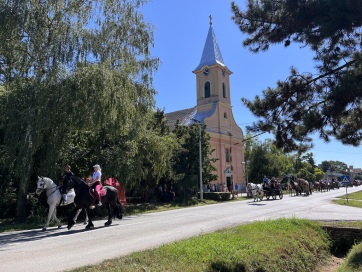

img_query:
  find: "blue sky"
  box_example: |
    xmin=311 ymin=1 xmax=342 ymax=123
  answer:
xmin=142 ymin=0 xmax=361 ymax=168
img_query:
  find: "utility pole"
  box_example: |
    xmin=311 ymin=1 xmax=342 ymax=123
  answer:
xmin=192 ymin=119 xmax=203 ymax=200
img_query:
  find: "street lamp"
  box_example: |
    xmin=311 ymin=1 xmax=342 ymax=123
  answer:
xmin=242 ymin=160 xmax=249 ymax=197
xmin=192 ymin=119 xmax=203 ymax=200
xmin=242 ymin=161 xmax=249 ymax=186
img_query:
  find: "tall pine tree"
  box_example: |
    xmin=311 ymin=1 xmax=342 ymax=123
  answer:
xmin=232 ymin=0 xmax=362 ymax=151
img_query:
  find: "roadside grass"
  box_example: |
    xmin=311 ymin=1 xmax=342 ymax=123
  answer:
xmin=0 ymin=216 xmax=45 ymax=232
xmin=337 ymin=242 xmax=362 ymax=272
xmin=319 ymin=220 xmax=362 ymax=228
xmin=338 ymin=190 xmax=362 ymax=200
xmin=330 ymin=189 xmax=362 ymax=271
xmin=71 ymin=218 xmax=331 ymax=272
xmin=333 ymin=190 xmax=362 ymax=208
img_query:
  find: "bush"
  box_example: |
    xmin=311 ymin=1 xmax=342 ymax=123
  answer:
xmin=201 ymin=192 xmax=231 ymax=201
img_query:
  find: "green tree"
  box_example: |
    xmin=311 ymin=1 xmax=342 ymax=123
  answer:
xmin=314 ymin=167 xmax=325 ymax=181
xmin=318 ymin=160 xmax=348 ymax=174
xmin=248 ymin=142 xmax=271 ymax=182
xmin=173 ymin=123 xmax=218 ymax=188
xmin=0 ymin=0 xmax=158 ymax=222
xmin=231 ymin=0 xmax=362 ymax=151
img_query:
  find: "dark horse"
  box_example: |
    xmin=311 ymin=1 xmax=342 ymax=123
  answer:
xmin=62 ymin=175 xmax=123 ymax=230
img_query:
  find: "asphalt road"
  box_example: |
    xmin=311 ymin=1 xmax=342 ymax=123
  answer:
xmin=1 ymin=186 xmax=362 ymax=272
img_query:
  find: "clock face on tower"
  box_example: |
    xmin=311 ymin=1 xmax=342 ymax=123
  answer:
xmin=203 ymin=68 xmax=210 ymax=76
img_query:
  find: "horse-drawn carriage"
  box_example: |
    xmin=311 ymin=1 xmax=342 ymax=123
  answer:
xmin=247 ymin=178 xmax=283 ymax=202
xmin=263 ymin=180 xmax=283 ymax=200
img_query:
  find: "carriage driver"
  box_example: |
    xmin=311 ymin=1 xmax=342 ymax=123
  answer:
xmin=61 ymin=165 xmax=74 ymax=204
xmin=262 ymin=176 xmax=270 ymax=190
xmin=88 ymin=164 xmax=103 ymax=206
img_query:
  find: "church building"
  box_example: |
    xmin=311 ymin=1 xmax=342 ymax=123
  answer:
xmin=166 ymin=18 xmax=245 ymax=191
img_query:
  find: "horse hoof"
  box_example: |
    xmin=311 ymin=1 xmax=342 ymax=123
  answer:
xmin=104 ymin=221 xmax=112 ymax=226
xmin=58 ymin=225 xmax=62 ymax=229
xmin=67 ymin=226 xmax=72 ymax=230
xmin=86 ymin=223 xmax=94 ymax=229
xmin=42 ymin=227 xmax=47 ymax=231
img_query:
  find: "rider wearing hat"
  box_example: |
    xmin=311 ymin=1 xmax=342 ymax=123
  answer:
xmin=88 ymin=164 xmax=103 ymax=206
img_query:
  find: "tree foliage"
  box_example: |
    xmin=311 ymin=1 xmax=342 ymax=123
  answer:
xmin=318 ymin=160 xmax=348 ymax=174
xmin=0 ymin=0 xmax=158 ymax=222
xmin=173 ymin=123 xmax=218 ymax=185
xmin=231 ymin=0 xmax=362 ymax=151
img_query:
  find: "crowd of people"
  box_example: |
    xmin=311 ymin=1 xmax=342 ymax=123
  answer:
xmin=155 ymin=184 xmax=175 ymax=202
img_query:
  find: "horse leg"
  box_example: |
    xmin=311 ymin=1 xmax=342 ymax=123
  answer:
xmin=85 ymin=207 xmax=94 ymax=229
xmin=105 ymin=205 xmax=112 ymax=226
xmin=83 ymin=209 xmax=89 ymax=224
xmin=73 ymin=208 xmax=82 ymax=223
xmin=67 ymin=206 xmax=82 ymax=230
xmin=42 ymin=203 xmax=56 ymax=231
xmin=51 ymin=207 xmax=62 ymax=229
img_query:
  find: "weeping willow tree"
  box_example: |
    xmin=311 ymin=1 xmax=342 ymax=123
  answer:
xmin=0 ymin=0 xmax=159 ymax=222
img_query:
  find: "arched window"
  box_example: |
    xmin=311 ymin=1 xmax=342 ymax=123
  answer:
xmin=204 ymin=82 xmax=211 ymax=98
xmin=222 ymin=83 xmax=226 ymax=98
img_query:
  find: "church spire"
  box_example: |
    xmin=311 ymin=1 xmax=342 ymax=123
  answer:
xmin=194 ymin=16 xmax=225 ymax=71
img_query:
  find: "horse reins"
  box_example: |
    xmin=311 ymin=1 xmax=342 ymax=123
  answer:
xmin=38 ymin=177 xmax=60 ymax=198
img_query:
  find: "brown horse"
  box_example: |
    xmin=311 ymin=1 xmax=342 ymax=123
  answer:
xmin=319 ymin=180 xmax=330 ymax=192
xmin=288 ymin=180 xmax=302 ymax=196
xmin=296 ymin=178 xmax=311 ymax=196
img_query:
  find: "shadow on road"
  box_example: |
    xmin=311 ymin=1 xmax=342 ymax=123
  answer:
xmin=0 ymin=222 xmax=121 ymax=248
xmin=248 ymin=202 xmax=266 ymax=206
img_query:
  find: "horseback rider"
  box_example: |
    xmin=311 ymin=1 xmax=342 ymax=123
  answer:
xmin=262 ymin=176 xmax=269 ymax=190
xmin=88 ymin=164 xmax=103 ymax=206
xmin=61 ymin=164 xmax=73 ymax=204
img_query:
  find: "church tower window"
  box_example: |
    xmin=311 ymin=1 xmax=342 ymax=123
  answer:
xmin=222 ymin=82 xmax=226 ymax=98
xmin=204 ymin=81 xmax=211 ymax=98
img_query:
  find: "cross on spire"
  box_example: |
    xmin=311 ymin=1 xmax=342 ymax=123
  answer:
xmin=209 ymin=15 xmax=212 ymax=26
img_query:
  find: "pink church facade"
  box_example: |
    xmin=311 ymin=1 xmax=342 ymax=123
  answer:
xmin=166 ymin=20 xmax=246 ymax=191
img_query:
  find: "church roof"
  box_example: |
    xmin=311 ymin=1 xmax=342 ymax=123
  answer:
xmin=166 ymin=107 xmax=197 ymax=130
xmin=194 ymin=25 xmax=225 ymax=71
xmin=165 ymin=102 xmax=218 ymax=130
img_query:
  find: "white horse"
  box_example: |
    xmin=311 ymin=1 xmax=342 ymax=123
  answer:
xmin=247 ymin=183 xmax=264 ymax=202
xmin=35 ymin=176 xmax=88 ymax=231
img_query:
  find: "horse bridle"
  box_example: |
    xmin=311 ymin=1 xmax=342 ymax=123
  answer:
xmin=37 ymin=177 xmax=59 ymax=197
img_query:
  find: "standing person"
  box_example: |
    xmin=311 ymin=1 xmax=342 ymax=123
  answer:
xmin=88 ymin=164 xmax=103 ymax=206
xmin=61 ymin=165 xmax=73 ymax=204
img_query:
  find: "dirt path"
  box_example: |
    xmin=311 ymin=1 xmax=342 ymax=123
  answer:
xmin=319 ymin=256 xmax=344 ymax=272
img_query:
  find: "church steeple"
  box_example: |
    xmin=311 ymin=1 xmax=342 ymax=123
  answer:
xmin=193 ymin=17 xmax=232 ymax=107
xmin=193 ymin=19 xmax=225 ymax=71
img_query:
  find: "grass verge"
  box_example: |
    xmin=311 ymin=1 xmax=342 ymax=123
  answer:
xmin=70 ymin=218 xmax=331 ymax=272
xmin=333 ymin=190 xmax=362 ymax=208
xmin=337 ymin=242 xmax=362 ymax=272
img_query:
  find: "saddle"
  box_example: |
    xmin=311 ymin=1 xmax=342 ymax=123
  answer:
xmin=89 ymin=187 xmax=106 ymax=199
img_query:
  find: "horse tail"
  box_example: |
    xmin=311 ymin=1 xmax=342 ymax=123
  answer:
xmin=112 ymin=194 xmax=124 ymax=219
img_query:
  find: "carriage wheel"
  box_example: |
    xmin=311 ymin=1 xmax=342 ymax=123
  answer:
xmin=272 ymin=191 xmax=277 ymax=200
xmin=279 ymin=191 xmax=283 ymax=199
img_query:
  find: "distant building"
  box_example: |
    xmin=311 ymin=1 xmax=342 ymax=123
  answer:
xmin=166 ymin=19 xmax=245 ymax=191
